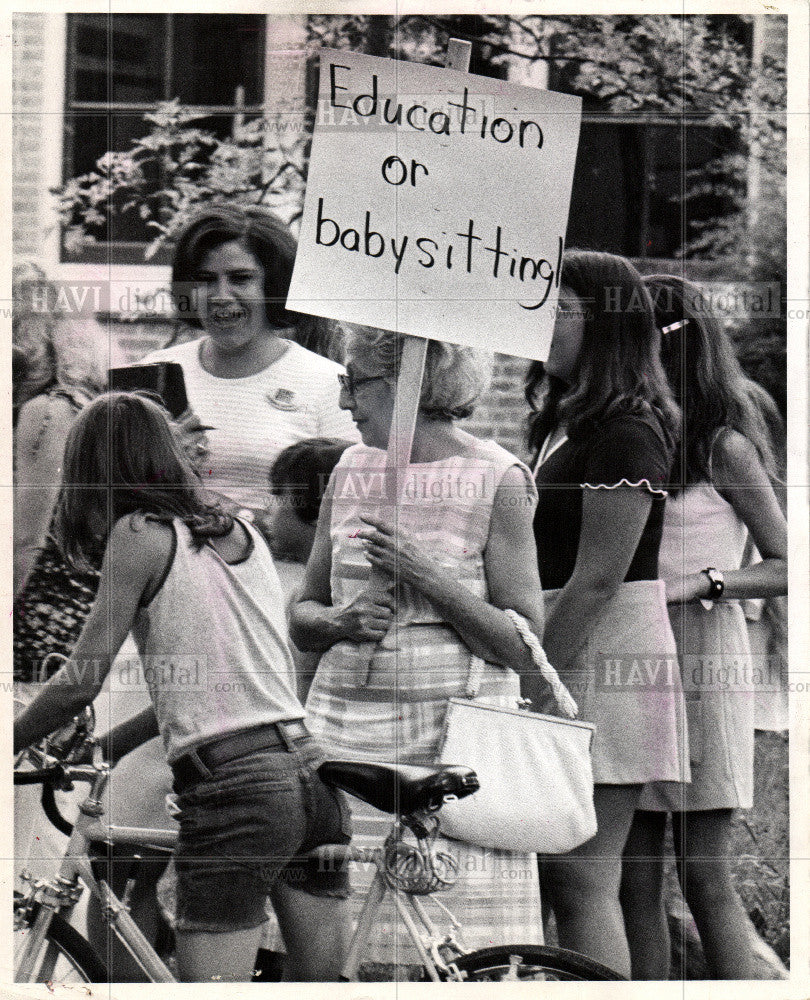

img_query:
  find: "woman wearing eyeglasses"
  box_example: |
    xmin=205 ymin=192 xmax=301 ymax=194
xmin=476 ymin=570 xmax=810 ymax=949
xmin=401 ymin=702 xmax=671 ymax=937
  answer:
xmin=290 ymin=326 xmax=547 ymax=969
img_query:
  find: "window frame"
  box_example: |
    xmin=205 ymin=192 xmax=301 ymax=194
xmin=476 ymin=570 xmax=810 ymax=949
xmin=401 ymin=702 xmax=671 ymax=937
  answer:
xmin=61 ymin=12 xmax=267 ymax=265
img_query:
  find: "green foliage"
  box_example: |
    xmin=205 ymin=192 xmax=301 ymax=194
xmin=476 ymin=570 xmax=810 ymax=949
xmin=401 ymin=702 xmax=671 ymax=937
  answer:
xmin=56 ymin=98 xmax=309 ymax=260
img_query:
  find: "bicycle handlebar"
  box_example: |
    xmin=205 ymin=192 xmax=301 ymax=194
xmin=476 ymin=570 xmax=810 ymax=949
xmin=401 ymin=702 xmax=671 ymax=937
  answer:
xmin=14 ymin=770 xmax=57 ymax=785
xmin=14 ymin=764 xmax=100 ymax=786
xmin=15 ymin=762 xmax=102 ymax=837
xmin=42 ymin=782 xmax=75 ymax=836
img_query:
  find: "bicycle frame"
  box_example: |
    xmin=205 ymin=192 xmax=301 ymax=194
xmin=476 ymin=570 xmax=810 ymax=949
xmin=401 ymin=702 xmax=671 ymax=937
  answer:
xmin=16 ymin=767 xmax=177 ymax=984
xmin=16 ymin=766 xmax=469 ymax=984
xmin=312 ymin=826 xmax=468 ymax=982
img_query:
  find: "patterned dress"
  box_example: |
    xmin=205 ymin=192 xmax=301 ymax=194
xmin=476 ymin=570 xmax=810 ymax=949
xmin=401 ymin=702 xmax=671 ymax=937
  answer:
xmin=13 ymin=389 xmax=101 ymax=681
xmin=305 ymin=440 xmax=544 ymax=964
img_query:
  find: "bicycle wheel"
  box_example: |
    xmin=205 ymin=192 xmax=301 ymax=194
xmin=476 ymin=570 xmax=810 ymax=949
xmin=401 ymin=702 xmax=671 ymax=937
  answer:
xmin=450 ymin=944 xmax=625 ymax=981
xmin=15 ymin=902 xmax=109 ymax=983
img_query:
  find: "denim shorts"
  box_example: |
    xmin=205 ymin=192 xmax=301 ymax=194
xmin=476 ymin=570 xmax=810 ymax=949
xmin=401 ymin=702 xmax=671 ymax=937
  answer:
xmin=172 ymin=736 xmax=352 ymax=933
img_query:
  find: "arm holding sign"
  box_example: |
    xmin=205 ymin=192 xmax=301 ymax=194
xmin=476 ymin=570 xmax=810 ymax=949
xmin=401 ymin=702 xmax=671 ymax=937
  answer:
xmin=289 ymin=488 xmax=397 ymax=653
xmin=356 ymin=465 xmax=545 ymax=676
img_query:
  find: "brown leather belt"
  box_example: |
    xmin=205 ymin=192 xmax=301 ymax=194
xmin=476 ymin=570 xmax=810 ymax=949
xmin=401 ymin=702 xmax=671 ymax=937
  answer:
xmin=172 ymin=719 xmax=310 ymax=792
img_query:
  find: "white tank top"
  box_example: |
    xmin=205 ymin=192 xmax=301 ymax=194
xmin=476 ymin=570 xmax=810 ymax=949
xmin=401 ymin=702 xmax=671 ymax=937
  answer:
xmin=133 ymin=518 xmax=303 ymax=763
xmin=658 ymin=481 xmax=748 ymax=580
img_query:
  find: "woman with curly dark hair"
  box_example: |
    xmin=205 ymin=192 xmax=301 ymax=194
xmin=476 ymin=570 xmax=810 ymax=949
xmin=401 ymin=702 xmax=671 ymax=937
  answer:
xmin=143 ymin=204 xmax=357 ymax=523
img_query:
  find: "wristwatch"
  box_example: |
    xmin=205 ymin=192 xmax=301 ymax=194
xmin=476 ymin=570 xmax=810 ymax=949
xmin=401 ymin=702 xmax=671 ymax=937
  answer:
xmin=700 ymin=567 xmax=725 ymax=608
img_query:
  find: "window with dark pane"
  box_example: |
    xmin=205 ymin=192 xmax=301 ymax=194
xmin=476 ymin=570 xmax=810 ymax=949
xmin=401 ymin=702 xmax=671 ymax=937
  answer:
xmin=565 ymin=118 xmax=741 ymax=260
xmin=172 ymin=14 xmax=264 ymax=106
xmin=63 ymin=13 xmax=265 ymax=263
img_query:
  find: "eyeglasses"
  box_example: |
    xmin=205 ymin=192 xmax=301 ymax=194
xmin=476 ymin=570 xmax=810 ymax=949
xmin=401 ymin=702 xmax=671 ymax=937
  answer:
xmin=337 ymin=371 xmax=388 ymax=397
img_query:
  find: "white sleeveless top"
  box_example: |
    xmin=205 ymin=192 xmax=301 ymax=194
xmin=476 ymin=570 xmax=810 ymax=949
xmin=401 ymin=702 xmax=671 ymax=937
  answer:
xmin=133 ymin=518 xmax=303 ymax=763
xmin=658 ymin=481 xmax=748 ymax=580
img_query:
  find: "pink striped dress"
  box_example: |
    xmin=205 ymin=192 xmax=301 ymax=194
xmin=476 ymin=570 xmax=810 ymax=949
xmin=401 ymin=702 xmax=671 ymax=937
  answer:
xmin=305 ymin=440 xmax=543 ymax=963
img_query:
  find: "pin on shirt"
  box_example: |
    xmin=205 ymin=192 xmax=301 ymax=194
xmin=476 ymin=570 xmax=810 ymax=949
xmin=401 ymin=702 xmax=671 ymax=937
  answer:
xmin=267 ymin=388 xmax=299 ymax=411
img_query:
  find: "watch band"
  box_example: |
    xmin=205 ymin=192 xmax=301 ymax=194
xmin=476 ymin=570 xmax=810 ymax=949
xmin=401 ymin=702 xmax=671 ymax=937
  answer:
xmin=700 ymin=567 xmax=725 ymax=600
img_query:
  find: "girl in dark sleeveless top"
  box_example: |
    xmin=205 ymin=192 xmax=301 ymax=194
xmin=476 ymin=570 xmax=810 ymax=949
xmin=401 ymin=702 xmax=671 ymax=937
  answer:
xmin=527 ymin=251 xmax=686 ymax=977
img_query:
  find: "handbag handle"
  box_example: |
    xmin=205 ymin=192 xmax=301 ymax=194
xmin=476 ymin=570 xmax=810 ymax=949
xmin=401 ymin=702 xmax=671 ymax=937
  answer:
xmin=462 ymin=611 xmax=579 ymax=720
xmin=505 ymin=610 xmax=579 ymax=719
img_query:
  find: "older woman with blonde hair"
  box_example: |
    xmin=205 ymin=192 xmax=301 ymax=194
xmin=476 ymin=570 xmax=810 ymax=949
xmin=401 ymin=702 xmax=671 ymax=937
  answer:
xmin=290 ymin=326 xmax=547 ymax=968
xmin=13 ymin=259 xmax=114 ymax=679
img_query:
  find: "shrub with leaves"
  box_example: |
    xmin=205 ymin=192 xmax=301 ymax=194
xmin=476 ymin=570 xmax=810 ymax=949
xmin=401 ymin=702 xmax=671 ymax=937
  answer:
xmin=55 ymin=98 xmax=310 ymax=260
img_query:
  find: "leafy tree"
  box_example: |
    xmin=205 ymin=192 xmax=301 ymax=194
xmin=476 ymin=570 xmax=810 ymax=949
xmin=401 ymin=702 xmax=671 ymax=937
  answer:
xmin=56 ymin=99 xmax=309 ymax=260
xmin=53 ymin=14 xmax=785 ymax=408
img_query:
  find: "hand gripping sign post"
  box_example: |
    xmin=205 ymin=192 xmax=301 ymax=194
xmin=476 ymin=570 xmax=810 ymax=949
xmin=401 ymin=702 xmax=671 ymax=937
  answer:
xmin=287 ymin=40 xmax=581 ymax=669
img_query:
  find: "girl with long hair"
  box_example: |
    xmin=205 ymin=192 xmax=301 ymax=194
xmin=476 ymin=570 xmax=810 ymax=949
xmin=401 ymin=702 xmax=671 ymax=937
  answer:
xmin=14 ymin=392 xmax=351 ymax=983
xmin=619 ymin=274 xmax=787 ymax=980
xmin=526 ymin=251 xmax=688 ymax=976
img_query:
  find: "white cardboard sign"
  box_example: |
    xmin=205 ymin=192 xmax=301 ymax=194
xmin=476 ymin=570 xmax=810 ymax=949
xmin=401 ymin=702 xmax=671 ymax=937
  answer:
xmin=287 ymin=49 xmax=582 ymax=362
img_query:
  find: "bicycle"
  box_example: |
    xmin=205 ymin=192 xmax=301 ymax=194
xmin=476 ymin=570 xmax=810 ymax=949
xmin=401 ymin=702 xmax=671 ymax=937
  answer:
xmin=14 ymin=713 xmax=624 ymax=983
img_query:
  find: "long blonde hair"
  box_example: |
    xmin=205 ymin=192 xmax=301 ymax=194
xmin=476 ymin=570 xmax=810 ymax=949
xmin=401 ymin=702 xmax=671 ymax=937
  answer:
xmin=12 ymin=259 xmax=111 ymax=413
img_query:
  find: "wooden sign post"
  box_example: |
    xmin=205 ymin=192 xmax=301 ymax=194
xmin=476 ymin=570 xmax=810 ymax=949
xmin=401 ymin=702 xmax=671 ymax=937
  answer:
xmin=363 ymin=41 xmax=473 ymax=619
xmin=383 ymin=39 xmax=471 ymax=519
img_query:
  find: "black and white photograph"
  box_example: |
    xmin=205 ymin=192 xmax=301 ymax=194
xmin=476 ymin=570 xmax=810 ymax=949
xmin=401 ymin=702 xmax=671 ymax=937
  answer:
xmin=5 ymin=4 xmax=808 ymax=990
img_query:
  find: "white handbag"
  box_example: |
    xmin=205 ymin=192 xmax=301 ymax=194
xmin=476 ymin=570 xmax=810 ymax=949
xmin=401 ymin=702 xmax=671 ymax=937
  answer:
xmin=438 ymin=610 xmax=597 ymax=855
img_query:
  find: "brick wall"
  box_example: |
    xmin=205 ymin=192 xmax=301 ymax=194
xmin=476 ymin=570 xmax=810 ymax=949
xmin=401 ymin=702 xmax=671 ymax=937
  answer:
xmin=12 ymin=13 xmax=48 ymax=259
xmin=464 ymin=353 xmax=532 ymax=463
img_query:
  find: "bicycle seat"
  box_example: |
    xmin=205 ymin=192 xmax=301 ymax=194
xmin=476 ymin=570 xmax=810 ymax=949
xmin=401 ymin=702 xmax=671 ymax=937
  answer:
xmin=318 ymin=760 xmax=479 ymax=815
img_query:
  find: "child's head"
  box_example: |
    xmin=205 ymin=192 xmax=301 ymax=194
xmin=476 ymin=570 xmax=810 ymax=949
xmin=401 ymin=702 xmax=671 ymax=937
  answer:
xmin=267 ymin=438 xmax=352 ymax=562
xmin=56 ymin=391 xmax=226 ymax=566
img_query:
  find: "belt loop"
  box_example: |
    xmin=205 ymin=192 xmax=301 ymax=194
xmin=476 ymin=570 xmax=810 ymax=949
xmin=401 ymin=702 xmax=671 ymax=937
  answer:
xmin=276 ymin=720 xmax=297 ymax=752
xmin=186 ymin=747 xmax=214 ymax=780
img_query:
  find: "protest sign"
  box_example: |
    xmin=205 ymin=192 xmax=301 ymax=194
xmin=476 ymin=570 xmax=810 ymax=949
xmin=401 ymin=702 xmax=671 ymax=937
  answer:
xmin=287 ymin=48 xmax=582 ymax=361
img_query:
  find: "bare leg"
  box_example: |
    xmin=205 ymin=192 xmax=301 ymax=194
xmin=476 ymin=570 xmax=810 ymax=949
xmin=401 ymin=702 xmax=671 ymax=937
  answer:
xmin=673 ymin=809 xmax=760 ymax=979
xmin=542 ymin=784 xmax=642 ymax=978
xmin=270 ymin=881 xmax=350 ymax=981
xmin=175 ymin=924 xmax=265 ymax=982
xmin=619 ymin=809 xmax=670 ymax=980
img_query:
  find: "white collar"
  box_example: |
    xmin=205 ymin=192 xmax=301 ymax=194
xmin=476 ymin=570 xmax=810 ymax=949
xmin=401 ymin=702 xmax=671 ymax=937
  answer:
xmin=533 ymin=430 xmax=569 ymax=476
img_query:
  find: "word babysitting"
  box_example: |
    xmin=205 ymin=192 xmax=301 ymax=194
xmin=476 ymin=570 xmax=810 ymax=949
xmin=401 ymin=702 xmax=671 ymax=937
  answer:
xmin=316 ymin=198 xmax=563 ymax=310
xmin=330 ymin=64 xmax=544 ymax=151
